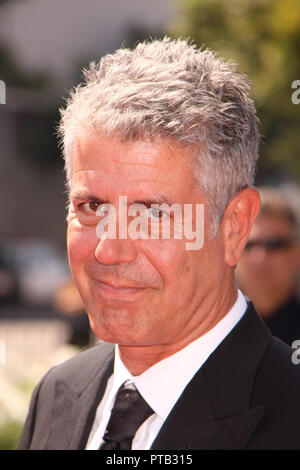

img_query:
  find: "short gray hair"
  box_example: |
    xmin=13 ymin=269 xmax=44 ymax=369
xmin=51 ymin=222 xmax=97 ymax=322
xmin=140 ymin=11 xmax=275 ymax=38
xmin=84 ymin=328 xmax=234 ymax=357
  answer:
xmin=58 ymin=37 xmax=259 ymax=236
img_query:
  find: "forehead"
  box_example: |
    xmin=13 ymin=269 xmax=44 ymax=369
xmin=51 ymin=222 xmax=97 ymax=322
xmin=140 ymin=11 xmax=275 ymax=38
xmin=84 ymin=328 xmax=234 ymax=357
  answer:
xmin=250 ymin=214 xmax=296 ymax=238
xmin=71 ymin=132 xmax=200 ymax=202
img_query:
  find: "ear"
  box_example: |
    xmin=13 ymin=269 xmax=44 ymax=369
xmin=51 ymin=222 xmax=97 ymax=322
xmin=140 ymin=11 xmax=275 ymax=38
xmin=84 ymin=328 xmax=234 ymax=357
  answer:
xmin=221 ymin=188 xmax=261 ymax=268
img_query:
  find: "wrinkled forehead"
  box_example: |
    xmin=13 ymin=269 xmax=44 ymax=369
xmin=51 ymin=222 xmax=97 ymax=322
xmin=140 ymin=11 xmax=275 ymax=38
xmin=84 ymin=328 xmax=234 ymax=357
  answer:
xmin=70 ymin=131 xmax=201 ymax=198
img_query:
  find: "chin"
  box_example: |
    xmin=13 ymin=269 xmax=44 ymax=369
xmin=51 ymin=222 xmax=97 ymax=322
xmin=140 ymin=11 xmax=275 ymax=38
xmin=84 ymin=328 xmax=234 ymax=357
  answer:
xmin=87 ymin=309 xmax=149 ymax=346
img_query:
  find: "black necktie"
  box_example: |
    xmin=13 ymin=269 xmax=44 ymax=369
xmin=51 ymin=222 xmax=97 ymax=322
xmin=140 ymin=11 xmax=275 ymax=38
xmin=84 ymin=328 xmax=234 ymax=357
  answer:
xmin=99 ymin=382 xmax=154 ymax=450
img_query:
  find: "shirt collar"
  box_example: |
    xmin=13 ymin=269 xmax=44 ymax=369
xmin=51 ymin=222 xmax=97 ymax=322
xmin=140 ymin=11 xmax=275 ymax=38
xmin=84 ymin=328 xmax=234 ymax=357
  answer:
xmin=113 ymin=290 xmax=247 ymax=420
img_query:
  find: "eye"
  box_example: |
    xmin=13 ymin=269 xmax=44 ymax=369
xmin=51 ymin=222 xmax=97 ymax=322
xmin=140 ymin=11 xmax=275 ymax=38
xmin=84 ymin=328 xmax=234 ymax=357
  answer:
xmin=80 ymin=202 xmax=100 ymax=213
xmin=145 ymin=207 xmax=169 ymax=220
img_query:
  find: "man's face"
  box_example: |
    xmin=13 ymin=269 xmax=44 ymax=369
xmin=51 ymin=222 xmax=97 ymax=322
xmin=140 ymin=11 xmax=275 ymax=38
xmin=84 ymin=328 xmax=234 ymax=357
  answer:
xmin=236 ymin=214 xmax=300 ymax=296
xmin=67 ymin=133 xmax=226 ymax=347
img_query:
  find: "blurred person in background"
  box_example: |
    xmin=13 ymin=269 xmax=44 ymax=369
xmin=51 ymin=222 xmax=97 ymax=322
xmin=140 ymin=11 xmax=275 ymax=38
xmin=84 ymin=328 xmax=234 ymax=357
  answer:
xmin=54 ymin=278 xmax=92 ymax=347
xmin=236 ymin=187 xmax=300 ymax=345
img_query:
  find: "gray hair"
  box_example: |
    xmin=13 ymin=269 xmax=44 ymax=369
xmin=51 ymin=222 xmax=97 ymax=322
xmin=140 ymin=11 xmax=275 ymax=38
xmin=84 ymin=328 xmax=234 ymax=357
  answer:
xmin=58 ymin=37 xmax=259 ymax=236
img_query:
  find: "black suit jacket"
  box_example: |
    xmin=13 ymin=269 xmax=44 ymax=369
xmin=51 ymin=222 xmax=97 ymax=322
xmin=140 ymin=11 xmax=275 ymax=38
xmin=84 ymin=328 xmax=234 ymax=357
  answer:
xmin=18 ymin=304 xmax=300 ymax=450
xmin=265 ymin=296 xmax=300 ymax=346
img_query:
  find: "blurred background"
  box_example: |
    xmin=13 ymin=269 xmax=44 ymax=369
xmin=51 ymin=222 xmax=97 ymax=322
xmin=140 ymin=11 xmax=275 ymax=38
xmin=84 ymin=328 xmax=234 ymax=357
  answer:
xmin=0 ymin=0 xmax=299 ymax=449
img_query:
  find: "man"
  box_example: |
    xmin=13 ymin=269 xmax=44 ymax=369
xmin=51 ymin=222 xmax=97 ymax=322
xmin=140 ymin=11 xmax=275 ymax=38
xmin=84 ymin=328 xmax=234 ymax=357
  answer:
xmin=236 ymin=187 xmax=300 ymax=346
xmin=19 ymin=37 xmax=300 ymax=450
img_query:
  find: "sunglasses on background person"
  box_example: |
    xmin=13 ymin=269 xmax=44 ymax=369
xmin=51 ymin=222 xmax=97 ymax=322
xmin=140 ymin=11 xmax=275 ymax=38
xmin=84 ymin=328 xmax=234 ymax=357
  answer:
xmin=244 ymin=238 xmax=296 ymax=252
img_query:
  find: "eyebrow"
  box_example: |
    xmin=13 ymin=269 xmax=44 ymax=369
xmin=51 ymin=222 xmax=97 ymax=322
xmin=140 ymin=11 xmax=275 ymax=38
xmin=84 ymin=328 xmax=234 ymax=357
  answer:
xmin=69 ymin=193 xmax=174 ymax=207
xmin=69 ymin=192 xmax=107 ymax=203
xmin=134 ymin=197 xmax=175 ymax=207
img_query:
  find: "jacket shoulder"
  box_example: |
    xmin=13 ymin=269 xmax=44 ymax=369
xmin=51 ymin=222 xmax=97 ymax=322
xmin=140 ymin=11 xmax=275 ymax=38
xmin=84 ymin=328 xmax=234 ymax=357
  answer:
xmin=248 ymin=336 xmax=300 ymax=449
xmin=44 ymin=341 xmax=114 ymax=389
xmin=18 ymin=342 xmax=114 ymax=449
xmin=255 ymin=335 xmax=300 ymax=391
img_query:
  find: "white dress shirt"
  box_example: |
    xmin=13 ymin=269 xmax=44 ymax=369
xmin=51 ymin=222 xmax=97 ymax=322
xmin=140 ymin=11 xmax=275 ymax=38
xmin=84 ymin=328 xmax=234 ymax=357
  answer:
xmin=86 ymin=290 xmax=247 ymax=450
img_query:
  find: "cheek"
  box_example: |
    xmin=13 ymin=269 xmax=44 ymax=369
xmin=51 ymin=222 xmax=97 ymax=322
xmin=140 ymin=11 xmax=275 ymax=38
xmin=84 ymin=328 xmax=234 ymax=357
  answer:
xmin=278 ymin=251 xmax=300 ymax=277
xmin=67 ymin=222 xmax=96 ymax=274
xmin=143 ymin=239 xmax=201 ymax=292
xmin=268 ymin=253 xmax=293 ymax=271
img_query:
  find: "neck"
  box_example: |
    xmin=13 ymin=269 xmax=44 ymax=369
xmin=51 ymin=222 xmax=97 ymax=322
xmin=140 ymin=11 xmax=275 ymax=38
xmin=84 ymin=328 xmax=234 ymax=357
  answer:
xmin=118 ymin=287 xmax=238 ymax=376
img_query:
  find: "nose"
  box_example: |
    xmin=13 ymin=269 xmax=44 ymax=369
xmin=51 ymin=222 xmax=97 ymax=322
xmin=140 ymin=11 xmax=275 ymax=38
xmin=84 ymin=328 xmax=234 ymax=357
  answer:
xmin=247 ymin=246 xmax=268 ymax=264
xmin=94 ymin=233 xmax=138 ymax=266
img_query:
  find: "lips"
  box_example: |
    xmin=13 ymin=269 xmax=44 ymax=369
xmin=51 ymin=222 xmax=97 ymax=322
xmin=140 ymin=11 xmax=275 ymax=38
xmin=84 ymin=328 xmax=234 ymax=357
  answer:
xmin=92 ymin=278 xmax=147 ymax=300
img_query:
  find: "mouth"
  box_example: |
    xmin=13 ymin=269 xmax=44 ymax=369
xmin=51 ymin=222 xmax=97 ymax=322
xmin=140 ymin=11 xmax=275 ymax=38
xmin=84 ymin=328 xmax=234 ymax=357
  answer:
xmin=92 ymin=278 xmax=147 ymax=300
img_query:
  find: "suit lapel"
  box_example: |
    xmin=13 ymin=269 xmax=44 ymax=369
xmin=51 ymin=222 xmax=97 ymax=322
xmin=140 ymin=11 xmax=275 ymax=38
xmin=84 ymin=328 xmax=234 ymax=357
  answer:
xmin=45 ymin=305 xmax=271 ymax=450
xmin=151 ymin=369 xmax=264 ymax=450
xmin=152 ymin=304 xmax=271 ymax=450
xmin=46 ymin=344 xmax=114 ymax=450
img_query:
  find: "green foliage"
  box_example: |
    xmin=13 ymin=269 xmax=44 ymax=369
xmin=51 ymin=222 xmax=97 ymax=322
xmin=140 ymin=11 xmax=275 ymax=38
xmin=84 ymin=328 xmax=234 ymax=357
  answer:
xmin=0 ymin=420 xmax=23 ymax=450
xmin=169 ymin=0 xmax=300 ymax=182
